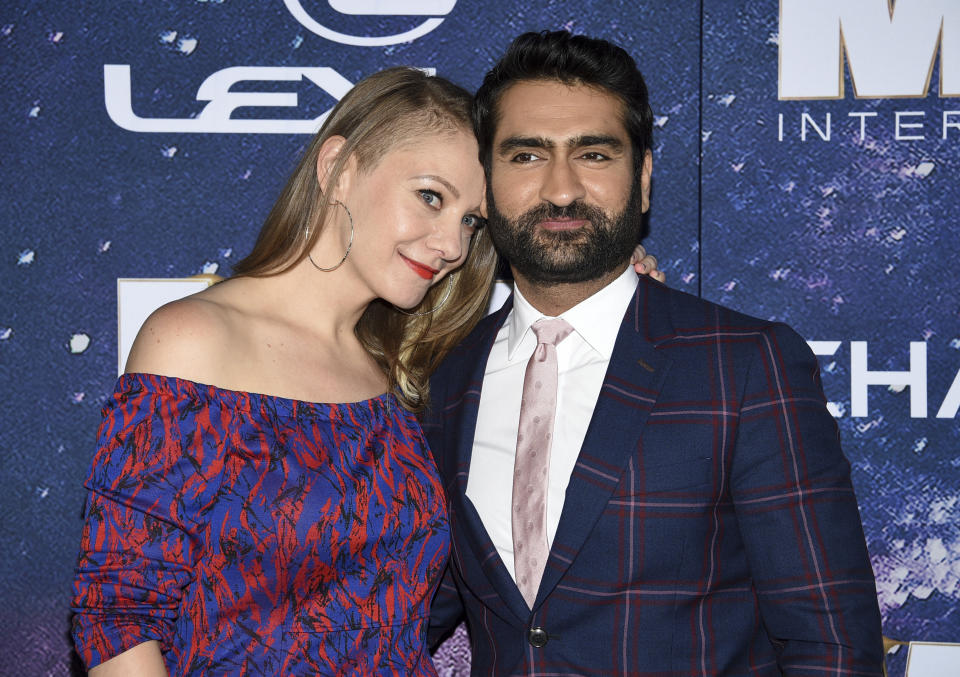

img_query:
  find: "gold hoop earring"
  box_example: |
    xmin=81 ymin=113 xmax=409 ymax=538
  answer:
xmin=396 ymin=275 xmax=455 ymax=317
xmin=308 ymin=200 xmax=354 ymax=272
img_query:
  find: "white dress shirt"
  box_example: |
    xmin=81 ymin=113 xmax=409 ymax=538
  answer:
xmin=466 ymin=266 xmax=639 ymax=581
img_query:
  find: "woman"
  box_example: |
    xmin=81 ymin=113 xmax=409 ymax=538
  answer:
xmin=72 ymin=67 xmax=661 ymax=675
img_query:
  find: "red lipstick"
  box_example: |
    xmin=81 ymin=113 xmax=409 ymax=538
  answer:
xmin=400 ymin=254 xmax=439 ymax=280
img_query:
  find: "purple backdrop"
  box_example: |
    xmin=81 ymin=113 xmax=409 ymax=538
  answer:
xmin=1 ymin=1 xmax=956 ymax=674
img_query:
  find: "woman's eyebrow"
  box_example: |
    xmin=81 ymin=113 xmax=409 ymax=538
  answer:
xmin=412 ymin=174 xmax=459 ymax=199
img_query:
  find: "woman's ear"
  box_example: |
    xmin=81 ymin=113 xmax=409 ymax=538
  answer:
xmin=315 ymin=135 xmax=351 ymax=197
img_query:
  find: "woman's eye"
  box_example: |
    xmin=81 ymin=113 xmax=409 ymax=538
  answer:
xmin=462 ymin=214 xmax=485 ymax=230
xmin=419 ymin=190 xmax=442 ymax=208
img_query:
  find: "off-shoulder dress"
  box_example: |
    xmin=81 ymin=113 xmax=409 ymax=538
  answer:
xmin=71 ymin=373 xmax=450 ymax=676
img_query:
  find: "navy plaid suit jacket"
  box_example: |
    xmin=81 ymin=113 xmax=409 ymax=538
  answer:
xmin=424 ymin=276 xmax=883 ymax=676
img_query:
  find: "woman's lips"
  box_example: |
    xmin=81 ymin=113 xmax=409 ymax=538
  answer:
xmin=400 ymin=253 xmax=439 ymax=280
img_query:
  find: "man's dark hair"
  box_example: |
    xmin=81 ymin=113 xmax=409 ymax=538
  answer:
xmin=473 ymin=30 xmax=654 ymax=173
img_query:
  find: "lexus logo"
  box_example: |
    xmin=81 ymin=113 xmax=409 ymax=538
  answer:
xmin=283 ymin=0 xmax=457 ymax=46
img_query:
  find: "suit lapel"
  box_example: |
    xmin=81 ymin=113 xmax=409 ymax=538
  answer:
xmin=443 ymin=298 xmax=532 ymax=622
xmin=536 ymin=283 xmax=672 ymax=605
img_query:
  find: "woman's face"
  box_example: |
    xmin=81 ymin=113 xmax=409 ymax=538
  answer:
xmin=336 ymin=127 xmax=486 ymax=309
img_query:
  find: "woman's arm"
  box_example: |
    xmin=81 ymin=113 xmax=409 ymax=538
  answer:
xmin=89 ymin=641 xmax=167 ymax=677
xmin=72 ymin=377 xmax=199 ymax=670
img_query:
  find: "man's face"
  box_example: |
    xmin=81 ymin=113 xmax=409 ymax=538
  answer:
xmin=487 ymin=80 xmax=651 ymax=285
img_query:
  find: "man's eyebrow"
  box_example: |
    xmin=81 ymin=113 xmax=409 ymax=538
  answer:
xmin=497 ymin=136 xmax=554 ymax=154
xmin=497 ymin=134 xmax=625 ymax=154
xmin=571 ymin=134 xmax=625 ymax=151
xmin=413 ymin=174 xmax=459 ymax=199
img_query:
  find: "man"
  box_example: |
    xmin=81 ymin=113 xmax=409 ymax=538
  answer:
xmin=425 ymin=31 xmax=883 ymax=676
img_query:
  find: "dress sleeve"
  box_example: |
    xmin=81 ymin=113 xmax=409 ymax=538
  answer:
xmin=71 ymin=376 xmax=217 ymax=669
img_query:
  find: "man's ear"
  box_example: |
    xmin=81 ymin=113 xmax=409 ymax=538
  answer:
xmin=640 ymin=149 xmax=653 ymax=213
xmin=315 ymin=135 xmax=351 ymax=198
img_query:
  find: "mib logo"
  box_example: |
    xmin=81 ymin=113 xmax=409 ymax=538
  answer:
xmin=284 ymin=0 xmax=456 ymax=46
xmin=779 ymin=0 xmax=959 ymax=99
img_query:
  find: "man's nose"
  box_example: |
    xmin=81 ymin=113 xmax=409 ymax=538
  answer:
xmin=539 ymin=159 xmax=586 ymax=207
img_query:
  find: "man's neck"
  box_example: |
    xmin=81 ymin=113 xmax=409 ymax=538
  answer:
xmin=512 ymin=262 xmax=630 ymax=317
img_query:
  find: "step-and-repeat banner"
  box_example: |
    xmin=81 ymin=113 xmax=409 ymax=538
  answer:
xmin=2 ymin=1 xmax=956 ymax=674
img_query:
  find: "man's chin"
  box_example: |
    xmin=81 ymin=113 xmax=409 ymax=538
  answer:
xmin=515 ymin=257 xmax=609 ymax=284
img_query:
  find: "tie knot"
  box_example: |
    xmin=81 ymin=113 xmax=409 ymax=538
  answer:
xmin=531 ymin=318 xmax=573 ymax=347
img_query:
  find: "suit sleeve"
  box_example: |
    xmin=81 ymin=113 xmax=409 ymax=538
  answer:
xmin=428 ymin=563 xmax=466 ymax=650
xmin=421 ymin=368 xmax=468 ymax=650
xmin=731 ymin=323 xmax=884 ymax=675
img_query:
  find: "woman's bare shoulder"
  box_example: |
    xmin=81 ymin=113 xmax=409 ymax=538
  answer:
xmin=124 ymin=287 xmax=238 ymax=381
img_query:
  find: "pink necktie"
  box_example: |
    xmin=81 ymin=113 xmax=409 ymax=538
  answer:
xmin=512 ymin=317 xmax=574 ymax=608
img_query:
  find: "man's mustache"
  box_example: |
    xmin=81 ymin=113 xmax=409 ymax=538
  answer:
xmin=515 ymin=201 xmax=606 ymax=227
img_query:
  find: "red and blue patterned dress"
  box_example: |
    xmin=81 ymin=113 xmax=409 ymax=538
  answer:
xmin=71 ymin=373 xmax=450 ymax=675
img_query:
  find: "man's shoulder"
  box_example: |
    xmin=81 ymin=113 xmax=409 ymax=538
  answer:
xmin=450 ymin=298 xmax=510 ymax=355
xmin=637 ymin=277 xmax=810 ymax=355
xmin=431 ymin=297 xmax=509 ymax=387
xmin=640 ymin=277 xmax=777 ymax=336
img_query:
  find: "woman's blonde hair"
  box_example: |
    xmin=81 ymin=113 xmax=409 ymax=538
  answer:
xmin=233 ymin=67 xmax=497 ymax=411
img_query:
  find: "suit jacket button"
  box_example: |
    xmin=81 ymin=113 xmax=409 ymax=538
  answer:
xmin=528 ymin=627 xmax=548 ymax=648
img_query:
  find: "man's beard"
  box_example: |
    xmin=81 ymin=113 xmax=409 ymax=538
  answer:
xmin=487 ymin=183 xmax=644 ymax=285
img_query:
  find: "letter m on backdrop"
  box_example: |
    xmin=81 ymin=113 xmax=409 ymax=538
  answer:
xmin=779 ymin=0 xmax=959 ymax=99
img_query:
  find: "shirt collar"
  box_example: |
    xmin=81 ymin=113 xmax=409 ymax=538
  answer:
xmin=507 ymin=265 xmax=639 ymax=360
